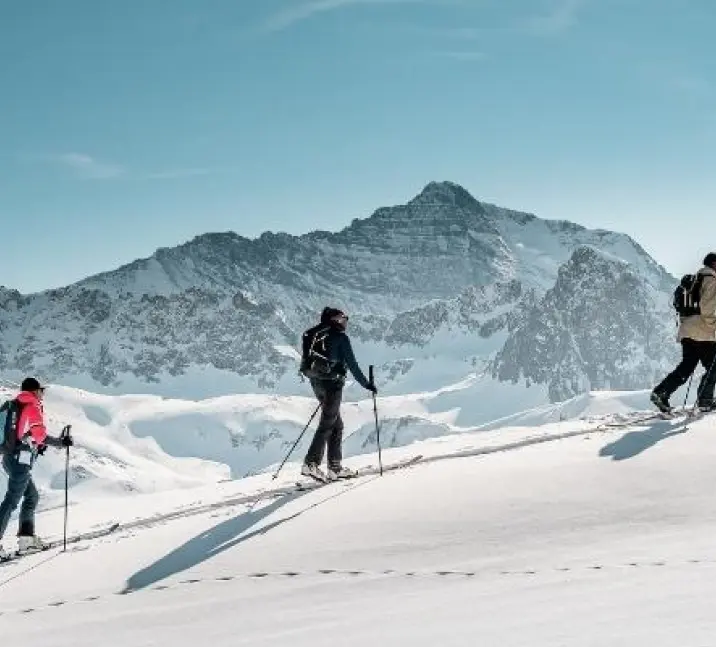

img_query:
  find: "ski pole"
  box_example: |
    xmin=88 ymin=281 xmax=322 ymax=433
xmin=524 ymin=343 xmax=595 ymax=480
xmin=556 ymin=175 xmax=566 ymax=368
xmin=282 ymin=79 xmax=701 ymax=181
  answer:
xmin=272 ymin=403 xmax=321 ymax=481
xmin=63 ymin=436 xmax=70 ymax=553
xmin=369 ymin=365 xmax=383 ymax=476
xmin=683 ymin=373 xmax=694 ymax=409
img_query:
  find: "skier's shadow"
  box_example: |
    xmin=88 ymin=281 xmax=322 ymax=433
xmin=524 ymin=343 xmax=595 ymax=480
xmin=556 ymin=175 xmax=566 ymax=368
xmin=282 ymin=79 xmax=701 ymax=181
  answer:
xmin=122 ymin=490 xmax=308 ymax=593
xmin=123 ymin=476 xmax=378 ymax=593
xmin=599 ymin=418 xmax=689 ymax=461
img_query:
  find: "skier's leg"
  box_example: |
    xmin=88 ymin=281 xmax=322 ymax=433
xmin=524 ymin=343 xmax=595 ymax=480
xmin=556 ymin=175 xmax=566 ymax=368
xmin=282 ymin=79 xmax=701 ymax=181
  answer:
xmin=304 ymin=381 xmax=340 ymax=467
xmin=696 ymin=342 xmax=716 ymax=406
xmin=0 ymin=455 xmax=32 ymax=541
xmin=653 ymin=339 xmax=700 ymax=403
xmin=18 ymin=475 xmax=39 ymax=538
xmin=326 ymin=396 xmax=345 ymax=472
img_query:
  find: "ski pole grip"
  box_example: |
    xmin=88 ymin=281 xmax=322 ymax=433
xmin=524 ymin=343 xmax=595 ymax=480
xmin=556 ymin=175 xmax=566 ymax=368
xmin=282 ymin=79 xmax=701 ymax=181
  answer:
xmin=369 ymin=365 xmax=374 ymax=384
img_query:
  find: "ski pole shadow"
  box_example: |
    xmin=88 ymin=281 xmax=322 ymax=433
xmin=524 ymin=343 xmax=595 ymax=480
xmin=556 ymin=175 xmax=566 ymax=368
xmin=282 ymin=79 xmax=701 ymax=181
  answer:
xmin=123 ymin=475 xmax=379 ymax=593
xmin=599 ymin=418 xmax=689 ymax=461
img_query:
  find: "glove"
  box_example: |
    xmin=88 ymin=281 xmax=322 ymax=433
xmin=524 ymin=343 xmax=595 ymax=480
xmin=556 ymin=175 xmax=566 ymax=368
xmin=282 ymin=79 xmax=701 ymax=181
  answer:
xmin=367 ymin=382 xmax=378 ymax=394
xmin=37 ymin=444 xmax=47 ymax=456
xmin=60 ymin=425 xmax=74 ymax=447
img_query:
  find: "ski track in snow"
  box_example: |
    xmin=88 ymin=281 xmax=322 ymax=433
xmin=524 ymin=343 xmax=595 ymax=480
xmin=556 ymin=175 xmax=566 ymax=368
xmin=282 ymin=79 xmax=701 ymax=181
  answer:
xmin=5 ymin=556 xmax=716 ymax=619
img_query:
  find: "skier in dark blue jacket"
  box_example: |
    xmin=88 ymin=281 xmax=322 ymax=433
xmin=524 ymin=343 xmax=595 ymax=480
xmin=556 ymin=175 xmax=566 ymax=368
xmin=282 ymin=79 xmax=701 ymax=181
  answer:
xmin=300 ymin=307 xmax=376 ymax=482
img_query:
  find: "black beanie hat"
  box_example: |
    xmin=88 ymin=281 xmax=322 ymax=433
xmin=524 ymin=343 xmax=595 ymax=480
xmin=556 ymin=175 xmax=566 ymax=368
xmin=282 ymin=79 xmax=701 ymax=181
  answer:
xmin=21 ymin=377 xmax=44 ymax=392
xmin=704 ymin=253 xmax=716 ymax=268
xmin=320 ymin=307 xmax=345 ymax=324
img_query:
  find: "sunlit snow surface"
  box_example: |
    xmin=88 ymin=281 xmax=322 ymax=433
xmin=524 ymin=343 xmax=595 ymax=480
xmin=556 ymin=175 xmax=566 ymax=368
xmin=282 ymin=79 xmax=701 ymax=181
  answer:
xmin=1 ymin=386 xmax=712 ymax=646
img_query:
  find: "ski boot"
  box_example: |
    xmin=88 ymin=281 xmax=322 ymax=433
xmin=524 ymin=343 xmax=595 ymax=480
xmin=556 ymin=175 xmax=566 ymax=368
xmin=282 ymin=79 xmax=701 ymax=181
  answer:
xmin=327 ymin=465 xmax=358 ymax=481
xmin=301 ymin=463 xmax=329 ymax=483
xmin=17 ymin=534 xmax=47 ymax=555
xmin=650 ymin=391 xmax=673 ymax=415
xmin=697 ymin=400 xmax=716 ymax=413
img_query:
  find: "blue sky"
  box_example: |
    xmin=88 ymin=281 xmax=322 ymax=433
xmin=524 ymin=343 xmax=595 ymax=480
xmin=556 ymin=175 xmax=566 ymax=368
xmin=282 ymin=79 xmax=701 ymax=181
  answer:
xmin=1 ymin=0 xmax=715 ymax=293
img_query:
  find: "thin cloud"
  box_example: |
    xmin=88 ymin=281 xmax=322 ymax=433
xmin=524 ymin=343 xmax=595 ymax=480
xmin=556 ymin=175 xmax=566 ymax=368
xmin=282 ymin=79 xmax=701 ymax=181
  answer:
xmin=525 ymin=0 xmax=587 ymax=36
xmin=146 ymin=168 xmax=214 ymax=180
xmin=264 ymin=0 xmax=451 ymax=33
xmin=396 ymin=24 xmax=492 ymax=40
xmin=53 ymin=153 xmax=125 ymax=180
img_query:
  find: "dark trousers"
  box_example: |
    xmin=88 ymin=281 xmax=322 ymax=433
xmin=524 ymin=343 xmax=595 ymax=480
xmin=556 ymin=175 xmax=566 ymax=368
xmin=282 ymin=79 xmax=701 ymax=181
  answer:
xmin=0 ymin=453 xmax=39 ymax=540
xmin=654 ymin=339 xmax=716 ymax=404
xmin=304 ymin=380 xmax=344 ymax=469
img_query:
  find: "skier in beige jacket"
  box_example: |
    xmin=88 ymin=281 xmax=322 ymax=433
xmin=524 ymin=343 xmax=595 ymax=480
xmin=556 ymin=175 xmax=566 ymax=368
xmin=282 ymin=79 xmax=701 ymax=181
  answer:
xmin=651 ymin=253 xmax=716 ymax=414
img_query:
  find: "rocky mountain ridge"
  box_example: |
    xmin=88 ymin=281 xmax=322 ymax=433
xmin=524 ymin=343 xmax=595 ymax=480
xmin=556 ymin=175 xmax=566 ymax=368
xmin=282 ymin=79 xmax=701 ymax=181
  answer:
xmin=0 ymin=181 xmax=678 ymax=402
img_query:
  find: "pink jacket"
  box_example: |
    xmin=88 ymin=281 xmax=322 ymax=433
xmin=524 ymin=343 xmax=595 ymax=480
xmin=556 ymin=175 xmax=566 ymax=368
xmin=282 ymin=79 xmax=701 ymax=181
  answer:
xmin=15 ymin=391 xmax=48 ymax=446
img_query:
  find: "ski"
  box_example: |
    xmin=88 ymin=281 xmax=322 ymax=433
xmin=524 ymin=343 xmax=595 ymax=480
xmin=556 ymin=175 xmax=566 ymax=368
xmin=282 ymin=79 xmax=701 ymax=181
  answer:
xmin=295 ymin=455 xmax=423 ymax=491
xmin=49 ymin=521 xmax=121 ymax=549
xmin=655 ymin=407 xmax=714 ymax=422
xmin=0 ymin=521 xmax=120 ymax=567
xmin=0 ymin=544 xmax=53 ymax=566
xmin=599 ymin=406 xmax=713 ymax=430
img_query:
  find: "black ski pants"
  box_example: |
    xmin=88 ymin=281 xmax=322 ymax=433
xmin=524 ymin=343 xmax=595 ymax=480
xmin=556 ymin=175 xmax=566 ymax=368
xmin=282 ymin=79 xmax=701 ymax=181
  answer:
xmin=304 ymin=379 xmax=344 ymax=469
xmin=654 ymin=338 xmax=716 ymax=404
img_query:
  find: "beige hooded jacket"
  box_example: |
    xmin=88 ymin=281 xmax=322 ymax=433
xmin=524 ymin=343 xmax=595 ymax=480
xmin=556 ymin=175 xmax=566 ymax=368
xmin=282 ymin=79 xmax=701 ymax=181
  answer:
xmin=678 ymin=267 xmax=716 ymax=342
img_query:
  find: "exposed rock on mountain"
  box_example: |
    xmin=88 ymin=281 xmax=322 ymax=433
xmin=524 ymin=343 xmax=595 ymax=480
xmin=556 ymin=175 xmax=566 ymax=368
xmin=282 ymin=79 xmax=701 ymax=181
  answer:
xmin=0 ymin=182 xmax=676 ymax=402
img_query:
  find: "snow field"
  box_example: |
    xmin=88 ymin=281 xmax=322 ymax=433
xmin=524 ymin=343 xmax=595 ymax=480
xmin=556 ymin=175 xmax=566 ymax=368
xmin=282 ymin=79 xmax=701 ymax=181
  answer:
xmin=1 ymin=399 xmax=715 ymax=645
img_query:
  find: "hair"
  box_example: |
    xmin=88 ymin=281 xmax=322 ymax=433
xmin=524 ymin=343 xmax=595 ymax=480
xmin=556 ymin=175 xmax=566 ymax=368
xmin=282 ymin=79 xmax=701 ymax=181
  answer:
xmin=320 ymin=307 xmax=345 ymax=324
xmin=704 ymin=253 xmax=716 ymax=268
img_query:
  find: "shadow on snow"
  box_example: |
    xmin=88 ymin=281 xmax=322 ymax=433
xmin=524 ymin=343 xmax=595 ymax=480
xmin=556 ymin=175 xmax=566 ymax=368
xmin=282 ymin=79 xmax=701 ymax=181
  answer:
xmin=599 ymin=417 xmax=689 ymax=461
xmin=123 ymin=476 xmax=378 ymax=593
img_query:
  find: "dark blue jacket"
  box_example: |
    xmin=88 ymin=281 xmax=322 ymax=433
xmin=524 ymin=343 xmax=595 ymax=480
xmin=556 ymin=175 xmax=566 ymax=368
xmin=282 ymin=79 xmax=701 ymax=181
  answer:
xmin=307 ymin=326 xmax=371 ymax=389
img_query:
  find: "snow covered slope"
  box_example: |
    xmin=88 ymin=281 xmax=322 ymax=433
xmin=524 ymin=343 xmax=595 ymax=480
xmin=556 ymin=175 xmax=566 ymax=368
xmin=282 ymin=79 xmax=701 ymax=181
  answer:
xmin=0 ymin=181 xmax=677 ymax=406
xmin=2 ymin=400 xmax=715 ymax=646
xmin=5 ymin=378 xmax=690 ymax=508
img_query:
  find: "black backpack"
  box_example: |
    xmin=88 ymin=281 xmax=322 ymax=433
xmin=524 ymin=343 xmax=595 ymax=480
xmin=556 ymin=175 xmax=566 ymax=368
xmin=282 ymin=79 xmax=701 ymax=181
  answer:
xmin=674 ymin=273 xmax=704 ymax=317
xmin=299 ymin=324 xmax=336 ymax=379
xmin=0 ymin=399 xmax=23 ymax=455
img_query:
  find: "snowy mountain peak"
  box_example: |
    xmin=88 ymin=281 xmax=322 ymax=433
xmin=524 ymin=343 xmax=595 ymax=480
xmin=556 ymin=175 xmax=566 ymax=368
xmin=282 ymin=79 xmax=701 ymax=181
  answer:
xmin=0 ymin=182 xmax=676 ymax=401
xmin=407 ymin=181 xmax=484 ymax=210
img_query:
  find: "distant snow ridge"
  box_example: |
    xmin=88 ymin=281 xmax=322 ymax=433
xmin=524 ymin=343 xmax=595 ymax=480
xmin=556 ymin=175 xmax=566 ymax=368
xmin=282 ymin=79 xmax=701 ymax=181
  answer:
xmin=0 ymin=382 xmax=669 ymax=503
xmin=0 ymin=385 xmax=229 ymax=507
xmin=0 ymin=181 xmax=677 ymax=407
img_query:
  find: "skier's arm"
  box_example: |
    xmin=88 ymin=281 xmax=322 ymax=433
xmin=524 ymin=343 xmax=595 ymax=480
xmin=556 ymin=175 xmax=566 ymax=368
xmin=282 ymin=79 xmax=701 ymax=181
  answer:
xmin=701 ymin=275 xmax=716 ymax=329
xmin=42 ymin=426 xmax=73 ymax=450
xmin=340 ymin=336 xmax=373 ymax=390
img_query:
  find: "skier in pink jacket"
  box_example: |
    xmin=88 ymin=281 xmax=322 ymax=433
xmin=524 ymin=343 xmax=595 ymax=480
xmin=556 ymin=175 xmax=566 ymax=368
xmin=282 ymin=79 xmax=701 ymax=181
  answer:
xmin=0 ymin=378 xmax=73 ymax=560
